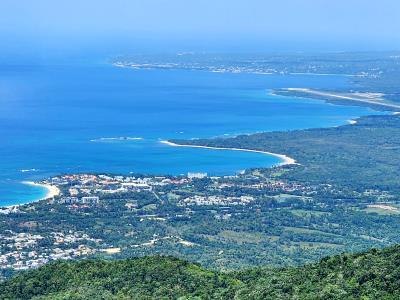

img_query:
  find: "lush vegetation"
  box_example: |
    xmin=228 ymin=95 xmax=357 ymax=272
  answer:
xmin=2 ymin=52 xmax=400 ymax=295
xmin=3 ymin=163 xmax=400 ymax=276
xmin=2 ymin=115 xmax=400 ymax=277
xmin=2 ymin=245 xmax=400 ymax=299
xmin=172 ymin=115 xmax=400 ymax=191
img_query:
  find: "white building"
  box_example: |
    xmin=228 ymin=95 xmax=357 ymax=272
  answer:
xmin=188 ymin=172 xmax=207 ymax=179
xmin=81 ymin=196 xmax=100 ymax=204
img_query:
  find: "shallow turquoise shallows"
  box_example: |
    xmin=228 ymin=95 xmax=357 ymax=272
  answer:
xmin=0 ymin=59 xmax=380 ymax=206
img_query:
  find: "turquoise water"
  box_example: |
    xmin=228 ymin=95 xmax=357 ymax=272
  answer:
xmin=0 ymin=60 xmax=379 ymax=206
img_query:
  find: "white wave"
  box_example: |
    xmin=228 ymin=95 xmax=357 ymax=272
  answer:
xmin=347 ymin=120 xmax=357 ymax=125
xmin=20 ymin=169 xmax=38 ymax=173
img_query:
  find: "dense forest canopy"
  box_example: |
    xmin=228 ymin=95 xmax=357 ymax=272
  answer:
xmin=1 ymin=245 xmax=400 ymax=299
xmin=172 ymin=115 xmax=400 ymax=191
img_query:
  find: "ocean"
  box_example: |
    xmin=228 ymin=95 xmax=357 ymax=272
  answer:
xmin=0 ymin=58 xmax=379 ymax=206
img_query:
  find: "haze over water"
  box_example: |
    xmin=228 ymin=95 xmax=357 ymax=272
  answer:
xmin=0 ymin=55 xmax=379 ymax=206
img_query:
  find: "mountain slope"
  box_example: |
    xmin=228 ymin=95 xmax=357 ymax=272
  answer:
xmin=1 ymin=245 xmax=400 ymax=299
xmin=235 ymin=245 xmax=400 ymax=299
xmin=0 ymin=256 xmax=240 ymax=300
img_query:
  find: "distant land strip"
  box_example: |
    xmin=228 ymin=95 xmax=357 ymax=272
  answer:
xmin=273 ymin=88 xmax=400 ymax=111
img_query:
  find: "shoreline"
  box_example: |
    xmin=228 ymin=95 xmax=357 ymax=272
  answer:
xmin=160 ymin=140 xmax=297 ymax=166
xmin=22 ymin=181 xmax=60 ymax=201
xmin=10 ymin=86 xmax=394 ymax=208
xmin=2 ymin=182 xmax=60 ymax=209
xmin=280 ymin=88 xmax=400 ymax=110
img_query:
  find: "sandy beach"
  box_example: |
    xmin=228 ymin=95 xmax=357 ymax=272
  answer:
xmin=160 ymin=140 xmax=297 ymax=166
xmin=22 ymin=181 xmax=60 ymax=200
xmin=285 ymin=88 xmax=400 ymax=109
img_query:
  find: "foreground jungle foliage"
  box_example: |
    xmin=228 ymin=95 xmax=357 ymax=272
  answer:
xmin=1 ymin=245 xmax=400 ymax=299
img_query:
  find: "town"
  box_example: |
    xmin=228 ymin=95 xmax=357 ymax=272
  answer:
xmin=1 ymin=165 xmax=399 ymax=279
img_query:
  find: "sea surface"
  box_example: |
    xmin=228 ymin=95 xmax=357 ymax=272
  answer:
xmin=0 ymin=58 xmax=379 ymax=206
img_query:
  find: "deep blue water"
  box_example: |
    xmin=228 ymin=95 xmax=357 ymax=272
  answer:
xmin=0 ymin=60 xmax=379 ymax=206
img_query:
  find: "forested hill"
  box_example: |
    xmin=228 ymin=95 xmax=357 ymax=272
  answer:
xmin=1 ymin=245 xmax=400 ymax=299
xmin=171 ymin=114 xmax=400 ymax=191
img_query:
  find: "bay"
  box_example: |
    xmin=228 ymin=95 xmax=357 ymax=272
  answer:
xmin=0 ymin=60 xmax=378 ymax=206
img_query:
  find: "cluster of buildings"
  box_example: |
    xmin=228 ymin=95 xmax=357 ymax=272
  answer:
xmin=52 ymin=232 xmax=102 ymax=245
xmin=1 ymin=168 xmax=374 ymax=276
xmin=45 ymin=172 xmax=319 ymax=210
xmin=59 ymin=196 xmax=100 ymax=205
xmin=0 ymin=206 xmax=20 ymax=215
xmin=0 ymin=230 xmax=100 ymax=271
xmin=179 ymin=195 xmax=254 ymax=206
xmin=247 ymin=181 xmax=312 ymax=194
xmin=47 ymin=174 xmax=191 ymax=200
xmin=115 ymin=60 xmax=285 ymax=75
xmin=187 ymin=172 xmax=207 ymax=179
xmin=0 ymin=232 xmax=45 ymax=270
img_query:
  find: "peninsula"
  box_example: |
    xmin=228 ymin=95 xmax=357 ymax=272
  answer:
xmin=274 ymin=88 xmax=400 ymax=111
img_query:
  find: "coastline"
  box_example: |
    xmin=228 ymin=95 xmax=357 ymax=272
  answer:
xmin=160 ymin=140 xmax=297 ymax=166
xmin=277 ymin=88 xmax=400 ymax=110
xmin=22 ymin=181 xmax=60 ymax=201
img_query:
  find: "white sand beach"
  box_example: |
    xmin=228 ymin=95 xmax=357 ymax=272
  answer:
xmin=160 ymin=140 xmax=297 ymax=166
xmin=22 ymin=181 xmax=60 ymax=200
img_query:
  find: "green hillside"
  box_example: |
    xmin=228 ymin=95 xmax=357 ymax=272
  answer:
xmin=172 ymin=114 xmax=400 ymax=191
xmin=1 ymin=245 xmax=400 ymax=299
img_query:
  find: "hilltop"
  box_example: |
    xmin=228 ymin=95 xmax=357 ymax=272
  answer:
xmin=1 ymin=245 xmax=400 ymax=299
